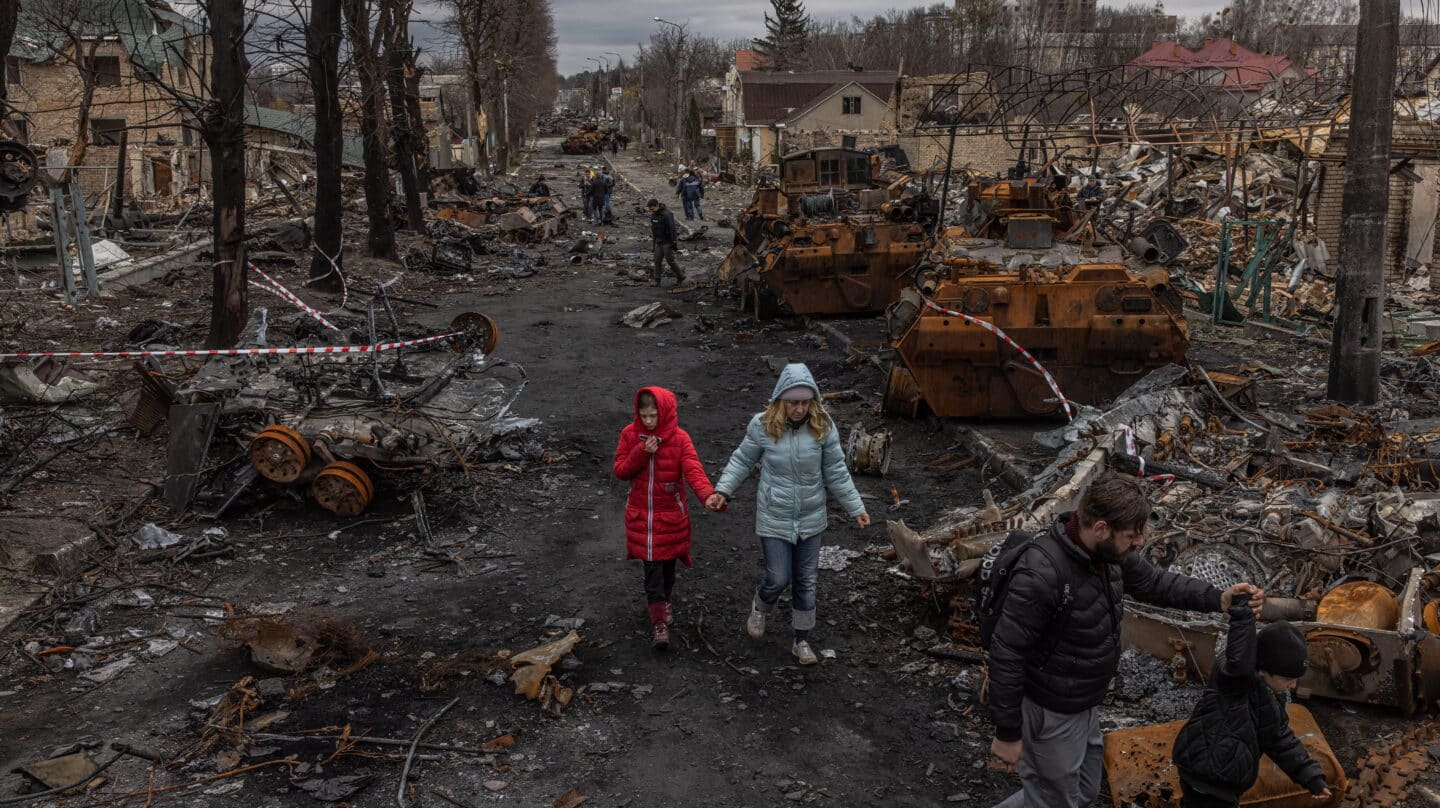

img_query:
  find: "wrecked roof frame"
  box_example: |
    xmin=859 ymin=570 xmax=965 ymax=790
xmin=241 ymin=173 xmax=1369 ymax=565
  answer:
xmin=913 ymin=63 xmax=1350 ymax=155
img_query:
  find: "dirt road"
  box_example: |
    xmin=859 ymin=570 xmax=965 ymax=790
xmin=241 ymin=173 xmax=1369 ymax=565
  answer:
xmin=0 ymin=142 xmax=1003 ymax=807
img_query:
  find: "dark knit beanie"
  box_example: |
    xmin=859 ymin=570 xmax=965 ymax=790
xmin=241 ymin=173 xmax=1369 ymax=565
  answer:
xmin=1256 ymin=621 xmax=1309 ymax=678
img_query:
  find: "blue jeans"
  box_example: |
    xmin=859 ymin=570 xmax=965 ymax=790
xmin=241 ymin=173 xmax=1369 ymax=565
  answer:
xmin=756 ymin=533 xmax=820 ymax=631
xmin=682 ymin=196 xmax=703 ymax=220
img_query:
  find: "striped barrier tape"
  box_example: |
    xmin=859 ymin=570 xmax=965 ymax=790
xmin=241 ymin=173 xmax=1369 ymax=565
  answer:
xmin=0 ymin=331 xmax=463 ymax=361
xmin=1122 ymin=424 xmax=1176 ymax=485
xmin=248 ymin=263 xmax=342 ymax=332
xmin=921 ymin=298 xmax=1075 ymax=421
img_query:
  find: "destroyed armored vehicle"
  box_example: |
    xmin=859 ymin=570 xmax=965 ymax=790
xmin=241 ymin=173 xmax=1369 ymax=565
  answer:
xmin=883 ymin=175 xmax=1189 ymax=419
xmin=561 ymin=124 xmax=609 ymax=155
xmin=718 ymin=147 xmax=936 ymax=319
xmin=158 ymin=308 xmax=522 ymax=520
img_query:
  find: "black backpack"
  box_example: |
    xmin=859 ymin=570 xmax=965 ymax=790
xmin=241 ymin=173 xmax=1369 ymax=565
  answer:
xmin=977 ymin=530 xmax=1075 ymax=652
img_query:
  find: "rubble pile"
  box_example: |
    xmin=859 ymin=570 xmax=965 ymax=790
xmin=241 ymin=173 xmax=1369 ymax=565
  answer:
xmin=892 ymin=361 xmax=1440 ymax=714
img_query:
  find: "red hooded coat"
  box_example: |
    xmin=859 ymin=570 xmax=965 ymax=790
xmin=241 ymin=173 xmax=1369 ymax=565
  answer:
xmin=613 ymin=386 xmax=715 ymax=565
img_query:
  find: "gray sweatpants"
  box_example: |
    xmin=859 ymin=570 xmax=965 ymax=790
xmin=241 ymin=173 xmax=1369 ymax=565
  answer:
xmin=993 ymin=698 xmax=1103 ymax=808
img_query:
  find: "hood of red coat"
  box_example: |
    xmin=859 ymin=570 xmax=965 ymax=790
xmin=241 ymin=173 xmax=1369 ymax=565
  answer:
xmin=634 ymin=386 xmax=679 ymax=439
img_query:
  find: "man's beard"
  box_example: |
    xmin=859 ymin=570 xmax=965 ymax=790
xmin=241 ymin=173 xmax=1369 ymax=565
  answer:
xmin=1094 ymin=536 xmax=1134 ymax=563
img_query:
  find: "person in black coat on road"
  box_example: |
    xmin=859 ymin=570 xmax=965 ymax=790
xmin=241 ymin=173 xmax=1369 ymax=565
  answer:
xmin=1172 ymin=609 xmax=1332 ymax=807
xmin=646 ymin=198 xmax=683 ymax=286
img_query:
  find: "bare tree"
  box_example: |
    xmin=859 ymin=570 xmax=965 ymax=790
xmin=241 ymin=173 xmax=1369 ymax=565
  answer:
xmin=342 ymin=0 xmax=395 ymax=258
xmin=204 ymin=0 xmax=251 ymax=347
xmin=383 ymin=0 xmax=424 ymax=232
xmin=305 ymin=0 xmax=345 ymax=290
xmin=443 ymin=0 xmax=556 ymax=173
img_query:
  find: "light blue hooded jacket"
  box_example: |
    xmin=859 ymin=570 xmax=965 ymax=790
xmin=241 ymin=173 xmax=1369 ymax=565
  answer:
xmin=714 ymin=363 xmax=866 ymax=542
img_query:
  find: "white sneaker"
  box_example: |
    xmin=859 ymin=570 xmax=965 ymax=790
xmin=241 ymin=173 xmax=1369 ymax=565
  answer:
xmin=792 ymin=640 xmax=818 ymax=666
xmin=745 ymin=601 xmax=766 ymax=639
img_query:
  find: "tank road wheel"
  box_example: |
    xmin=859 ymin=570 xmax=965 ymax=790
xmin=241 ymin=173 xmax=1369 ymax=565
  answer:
xmin=311 ymin=461 xmax=375 ymax=517
xmin=882 ymin=364 xmax=924 ymax=419
xmin=450 ymin=311 xmax=501 ymax=355
xmin=248 ymin=425 xmax=312 ymax=483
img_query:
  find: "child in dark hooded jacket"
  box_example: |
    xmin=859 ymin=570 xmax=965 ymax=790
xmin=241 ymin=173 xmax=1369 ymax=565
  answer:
xmin=1172 ymin=606 xmax=1332 ymax=807
xmin=612 ymin=387 xmax=715 ymax=650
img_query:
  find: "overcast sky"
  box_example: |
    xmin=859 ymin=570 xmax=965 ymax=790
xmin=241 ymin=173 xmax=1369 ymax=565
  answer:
xmin=541 ymin=0 xmax=1234 ymax=75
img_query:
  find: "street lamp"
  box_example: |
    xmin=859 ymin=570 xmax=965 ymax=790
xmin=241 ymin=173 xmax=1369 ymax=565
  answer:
xmin=587 ymin=57 xmax=604 ymax=116
xmin=653 ymin=17 xmax=687 ymax=159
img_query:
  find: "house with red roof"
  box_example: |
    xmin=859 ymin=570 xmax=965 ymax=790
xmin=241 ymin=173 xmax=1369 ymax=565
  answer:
xmin=1127 ymin=38 xmax=1311 ymax=92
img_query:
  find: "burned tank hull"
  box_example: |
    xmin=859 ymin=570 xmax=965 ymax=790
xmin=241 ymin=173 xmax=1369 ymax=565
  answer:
xmin=560 ymin=124 xmax=606 ymax=154
xmin=718 ymin=147 xmax=933 ymax=319
xmin=884 ymin=236 xmax=1189 ymax=418
xmin=736 ymin=217 xmax=930 ymax=318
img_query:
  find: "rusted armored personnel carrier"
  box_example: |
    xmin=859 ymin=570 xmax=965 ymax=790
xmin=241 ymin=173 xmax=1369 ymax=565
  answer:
xmin=718 ymin=147 xmax=936 ymax=318
xmin=561 ymin=124 xmax=606 ymax=155
xmin=883 ymin=175 xmax=1189 ymax=419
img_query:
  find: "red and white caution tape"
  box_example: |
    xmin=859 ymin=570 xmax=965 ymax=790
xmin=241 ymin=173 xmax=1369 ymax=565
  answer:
xmin=1121 ymin=424 xmax=1176 ymax=485
xmin=921 ymin=298 xmax=1075 ymax=421
xmin=0 ymin=332 xmax=462 ymax=361
xmin=249 ymin=263 xmax=341 ymax=332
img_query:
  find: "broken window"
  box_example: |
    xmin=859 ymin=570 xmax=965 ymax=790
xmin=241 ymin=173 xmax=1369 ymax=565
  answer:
xmin=842 ymin=96 xmax=862 ymax=115
xmin=4 ymin=56 xmax=20 ymax=86
xmin=819 ymin=157 xmax=841 ymax=186
xmin=846 ymin=156 xmax=869 ymax=185
xmin=92 ymin=117 xmax=126 ymax=146
xmin=88 ymin=55 xmax=122 ymax=87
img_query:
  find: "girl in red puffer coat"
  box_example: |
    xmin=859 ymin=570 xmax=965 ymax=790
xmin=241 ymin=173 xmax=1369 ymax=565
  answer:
xmin=613 ymin=386 xmax=715 ymax=650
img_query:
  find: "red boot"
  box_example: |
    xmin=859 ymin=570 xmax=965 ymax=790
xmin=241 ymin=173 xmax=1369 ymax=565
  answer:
xmin=647 ymin=602 xmax=670 ymax=650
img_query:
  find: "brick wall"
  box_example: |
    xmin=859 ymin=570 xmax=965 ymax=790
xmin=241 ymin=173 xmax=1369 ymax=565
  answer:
xmin=6 ymin=40 xmax=192 ymax=199
xmin=1313 ymin=126 xmax=1440 ymax=280
xmin=897 ymin=131 xmax=1021 ymax=177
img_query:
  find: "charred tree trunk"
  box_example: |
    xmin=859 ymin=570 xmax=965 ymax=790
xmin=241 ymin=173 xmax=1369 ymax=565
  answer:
xmin=306 ymin=0 xmax=344 ymax=290
xmin=0 ymin=0 xmax=16 ymax=115
xmin=342 ymin=0 xmax=395 ymax=259
xmin=1327 ymin=0 xmax=1399 ymax=403
xmin=403 ymin=51 xmax=430 ymax=197
xmin=385 ymin=11 xmax=423 ymax=233
xmin=205 ymin=0 xmax=249 ymax=348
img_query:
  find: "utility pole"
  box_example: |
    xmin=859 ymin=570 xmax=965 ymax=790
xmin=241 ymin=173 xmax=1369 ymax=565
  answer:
xmin=1327 ymin=0 xmax=1399 ymax=403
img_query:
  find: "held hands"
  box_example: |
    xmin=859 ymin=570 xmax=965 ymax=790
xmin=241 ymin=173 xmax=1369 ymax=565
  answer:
xmin=642 ymin=436 xmax=660 ymax=454
xmin=990 ymin=738 xmax=1022 ymax=772
xmin=705 ymin=493 xmax=728 ymax=512
xmin=1220 ymin=582 xmax=1266 ymax=612
xmin=856 ymin=513 xmax=871 ymax=529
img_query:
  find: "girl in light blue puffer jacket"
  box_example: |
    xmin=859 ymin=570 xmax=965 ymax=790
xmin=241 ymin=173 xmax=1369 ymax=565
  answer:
xmin=708 ymin=363 xmax=870 ymax=665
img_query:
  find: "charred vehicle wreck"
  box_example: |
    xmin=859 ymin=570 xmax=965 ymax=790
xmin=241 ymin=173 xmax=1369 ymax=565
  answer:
xmin=718 ymin=147 xmax=937 ymax=319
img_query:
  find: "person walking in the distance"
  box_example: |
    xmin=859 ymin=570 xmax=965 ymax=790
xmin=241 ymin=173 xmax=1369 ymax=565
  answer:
xmin=646 ymin=198 xmax=684 ymax=287
xmin=1172 ymin=609 xmax=1332 ymax=806
xmin=984 ymin=471 xmax=1263 ymax=808
xmin=706 ymin=363 xmax=869 ymax=666
xmin=676 ymin=167 xmax=705 ymax=221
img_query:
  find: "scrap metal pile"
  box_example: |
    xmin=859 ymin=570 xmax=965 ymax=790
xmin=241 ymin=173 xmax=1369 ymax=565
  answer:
xmin=889 ymin=362 xmax=1440 ymax=717
xmin=160 ymin=304 xmax=525 ymax=520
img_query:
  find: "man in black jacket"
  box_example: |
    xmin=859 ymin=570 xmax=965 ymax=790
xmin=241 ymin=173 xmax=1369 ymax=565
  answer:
xmin=1172 ymin=613 xmax=1331 ymax=806
xmin=528 ymin=176 xmax=551 ymax=197
xmin=989 ymin=471 xmax=1263 ymax=808
xmin=646 ymin=198 xmax=683 ymax=286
